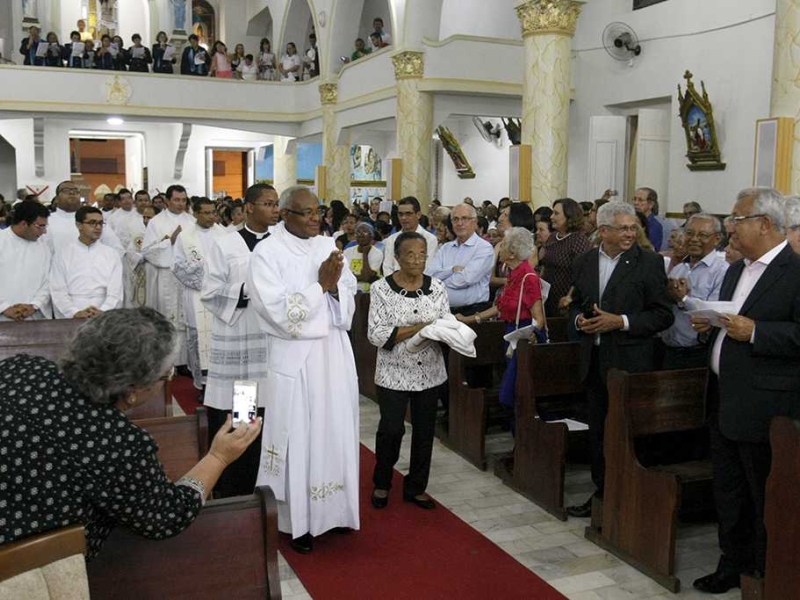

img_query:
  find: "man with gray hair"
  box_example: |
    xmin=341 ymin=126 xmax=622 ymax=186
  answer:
xmin=247 ymin=185 xmax=360 ymax=554
xmin=660 ymin=213 xmax=728 ymax=369
xmin=690 ymin=187 xmax=800 ymax=594
xmin=784 ymin=195 xmax=800 ymax=254
xmin=566 ymin=201 xmax=673 ymax=518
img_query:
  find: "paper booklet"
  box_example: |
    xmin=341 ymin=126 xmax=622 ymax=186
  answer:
xmin=35 ymin=43 xmax=50 ymax=58
xmin=131 ymin=46 xmax=145 ymax=59
xmin=194 ymin=51 xmax=207 ymax=65
xmin=162 ymin=45 xmax=176 ymax=61
xmin=71 ymin=42 xmax=85 ymax=57
xmin=685 ymin=298 xmax=737 ymax=328
xmin=503 ymin=320 xmax=540 ymax=351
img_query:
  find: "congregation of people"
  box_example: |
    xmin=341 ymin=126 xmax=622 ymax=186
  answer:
xmin=15 ymin=16 xmax=391 ymax=81
xmin=2 ymin=177 xmax=800 ymax=595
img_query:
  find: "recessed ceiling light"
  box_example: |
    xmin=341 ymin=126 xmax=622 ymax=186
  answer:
xmin=107 ymin=117 xmax=124 ymax=125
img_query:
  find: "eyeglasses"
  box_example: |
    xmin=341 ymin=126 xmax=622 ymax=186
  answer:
xmin=251 ymin=201 xmax=278 ymax=209
xmin=400 ymin=253 xmax=428 ymax=263
xmin=451 ymin=216 xmax=476 ymax=224
xmin=683 ymin=230 xmax=717 ymax=240
xmin=81 ymin=220 xmax=105 ymax=227
xmin=603 ymin=225 xmax=638 ymax=233
xmin=284 ymin=208 xmax=317 ymax=218
xmin=729 ymin=214 xmax=766 ymax=225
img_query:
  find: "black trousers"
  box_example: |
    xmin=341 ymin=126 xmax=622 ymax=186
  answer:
xmin=659 ymin=341 xmax=708 ymax=370
xmin=373 ymin=385 xmax=439 ymax=497
xmin=585 ymin=347 xmax=608 ymax=496
xmin=206 ymin=406 xmax=265 ymax=497
xmin=708 ymin=378 xmax=771 ymax=574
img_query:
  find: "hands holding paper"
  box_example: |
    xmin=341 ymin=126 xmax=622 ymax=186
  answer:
xmin=690 ymin=313 xmax=755 ymax=342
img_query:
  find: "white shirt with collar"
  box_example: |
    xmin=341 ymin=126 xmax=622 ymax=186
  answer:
xmin=577 ymin=244 xmax=631 ymax=344
xmin=382 ymin=224 xmax=438 ymax=276
xmin=710 ymin=240 xmax=788 ymax=375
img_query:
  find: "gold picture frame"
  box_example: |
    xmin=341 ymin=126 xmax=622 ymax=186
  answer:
xmin=677 ymin=71 xmax=726 ymax=171
xmin=436 ymin=125 xmax=475 ymax=179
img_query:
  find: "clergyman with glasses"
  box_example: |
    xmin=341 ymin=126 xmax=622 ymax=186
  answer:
xmin=565 ymin=201 xmax=673 ymax=518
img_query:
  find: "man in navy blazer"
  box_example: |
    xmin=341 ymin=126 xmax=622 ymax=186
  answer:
xmin=566 ymin=201 xmax=673 ymax=517
xmin=691 ymin=188 xmax=800 ymax=594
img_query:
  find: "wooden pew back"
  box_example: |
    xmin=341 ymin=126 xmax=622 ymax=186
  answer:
xmin=0 ymin=525 xmax=85 ymax=584
xmin=351 ymin=292 xmax=377 ymax=400
xmin=87 ymin=486 xmax=281 ymax=599
xmin=133 ymin=407 xmax=209 ymax=482
xmin=546 ymin=317 xmax=569 ymax=344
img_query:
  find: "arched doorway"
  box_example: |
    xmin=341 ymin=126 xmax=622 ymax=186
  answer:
xmin=192 ymin=0 xmax=215 ymax=47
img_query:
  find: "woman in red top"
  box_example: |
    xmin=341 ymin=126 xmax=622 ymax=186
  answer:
xmin=457 ymin=227 xmax=546 ymax=411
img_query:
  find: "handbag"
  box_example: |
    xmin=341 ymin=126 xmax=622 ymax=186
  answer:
xmin=503 ymin=272 xmax=548 ymax=357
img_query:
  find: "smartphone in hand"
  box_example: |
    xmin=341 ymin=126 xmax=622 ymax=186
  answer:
xmin=232 ymin=380 xmax=258 ymax=428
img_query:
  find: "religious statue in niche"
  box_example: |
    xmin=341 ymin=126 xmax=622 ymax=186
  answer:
xmin=677 ymin=70 xmax=726 ymax=171
xmin=22 ymin=0 xmax=38 ymax=20
xmin=436 ymin=125 xmax=475 ymax=179
xmin=171 ymin=0 xmax=188 ymax=32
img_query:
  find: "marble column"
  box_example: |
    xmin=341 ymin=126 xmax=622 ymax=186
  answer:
xmin=393 ymin=51 xmax=433 ymax=210
xmin=272 ymin=136 xmax=297 ymax=193
xmin=319 ymin=83 xmax=351 ymax=203
xmin=516 ymin=0 xmax=583 ymax=206
xmin=771 ymin=0 xmax=800 ymax=194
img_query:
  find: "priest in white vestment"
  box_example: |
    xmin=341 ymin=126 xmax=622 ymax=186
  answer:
xmin=142 ymin=185 xmax=195 ymax=366
xmin=200 ymin=184 xmax=280 ymax=496
xmin=0 ymin=201 xmax=53 ymax=321
xmin=50 ymin=207 xmax=123 ymax=319
xmin=173 ymin=198 xmax=227 ymax=389
xmin=247 ymin=186 xmax=360 ymax=554
xmin=107 ymin=189 xmax=135 ymax=235
xmin=46 ymin=181 xmax=124 ymax=256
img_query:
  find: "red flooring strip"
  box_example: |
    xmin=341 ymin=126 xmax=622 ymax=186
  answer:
xmin=170 ymin=375 xmax=200 ymax=416
xmin=279 ymin=444 xmax=566 ymax=600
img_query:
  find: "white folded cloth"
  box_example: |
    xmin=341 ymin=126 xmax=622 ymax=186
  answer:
xmin=407 ymin=316 xmax=477 ymax=357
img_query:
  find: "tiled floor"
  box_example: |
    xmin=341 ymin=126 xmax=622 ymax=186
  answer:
xmin=279 ymin=396 xmax=740 ymax=600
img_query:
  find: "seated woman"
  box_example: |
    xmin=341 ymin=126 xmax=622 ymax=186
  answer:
xmin=0 ymin=308 xmax=261 ymax=557
xmin=368 ymin=232 xmax=451 ymax=510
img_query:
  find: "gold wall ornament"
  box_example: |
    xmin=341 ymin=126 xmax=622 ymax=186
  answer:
xmin=392 ymin=51 xmax=425 ymax=79
xmin=516 ymin=0 xmax=584 ymax=37
xmin=105 ymin=75 xmax=132 ymax=105
xmin=318 ymin=82 xmax=338 ymax=105
xmin=436 ymin=125 xmax=475 ymax=179
xmin=677 ymin=70 xmax=726 ymax=171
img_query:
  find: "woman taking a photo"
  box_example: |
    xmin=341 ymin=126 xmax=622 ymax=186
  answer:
xmin=0 ymin=308 xmax=261 ymax=557
xmin=368 ymin=232 xmax=451 ymax=510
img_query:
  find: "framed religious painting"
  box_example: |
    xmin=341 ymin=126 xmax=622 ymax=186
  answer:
xmin=677 ymin=70 xmax=726 ymax=171
xmin=753 ymin=117 xmax=794 ymax=193
xmin=436 ymin=125 xmax=475 ymax=179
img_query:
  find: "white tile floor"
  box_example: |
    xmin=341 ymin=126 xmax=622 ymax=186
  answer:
xmin=278 ymin=396 xmax=741 ymax=600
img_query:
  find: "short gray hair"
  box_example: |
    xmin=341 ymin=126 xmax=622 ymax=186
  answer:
xmin=502 ymin=227 xmax=535 ymax=260
xmin=60 ymin=308 xmax=177 ymax=405
xmin=279 ymin=185 xmax=312 ymax=209
xmin=687 ymin=212 xmax=722 ymax=233
xmin=453 ymin=203 xmax=477 ymax=218
xmin=737 ymin=187 xmax=785 ymax=230
xmin=784 ymin=196 xmax=800 ymax=229
xmin=596 ymin=201 xmax=635 ymax=228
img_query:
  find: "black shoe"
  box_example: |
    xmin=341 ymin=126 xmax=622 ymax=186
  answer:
xmin=693 ymin=569 xmax=741 ymax=594
xmin=331 ymin=527 xmax=353 ymax=534
xmin=289 ymin=533 xmax=314 ymax=554
xmin=371 ymin=489 xmax=389 ymax=509
xmin=403 ymin=493 xmax=436 ymax=510
xmin=176 ymin=365 xmax=192 ymax=378
xmin=566 ymin=496 xmax=593 ymax=518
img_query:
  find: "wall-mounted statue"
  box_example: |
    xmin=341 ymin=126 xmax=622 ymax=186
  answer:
xmin=171 ymin=0 xmax=187 ymax=32
xmin=678 ymin=70 xmax=726 ymax=171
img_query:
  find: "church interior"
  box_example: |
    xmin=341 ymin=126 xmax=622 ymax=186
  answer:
xmin=1 ymin=1 xmax=799 ymax=599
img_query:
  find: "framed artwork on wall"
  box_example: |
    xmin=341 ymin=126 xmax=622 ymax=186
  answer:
xmin=753 ymin=117 xmax=794 ymax=193
xmin=677 ymin=70 xmax=726 ymax=171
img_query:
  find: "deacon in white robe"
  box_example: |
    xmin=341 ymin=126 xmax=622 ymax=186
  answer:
xmin=200 ymin=183 xmax=280 ymax=496
xmin=247 ymin=186 xmax=360 ymax=550
xmin=173 ymin=199 xmax=227 ymax=389
xmin=0 ymin=202 xmax=53 ymax=321
xmin=118 ymin=209 xmax=148 ymax=308
xmin=106 ymin=189 xmax=136 ymax=235
xmin=142 ymin=186 xmax=195 ymax=365
xmin=47 ymin=181 xmax=124 ymax=256
xmin=50 ymin=208 xmax=123 ymax=319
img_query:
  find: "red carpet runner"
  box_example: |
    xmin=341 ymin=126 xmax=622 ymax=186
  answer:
xmin=171 ymin=375 xmax=201 ymax=415
xmin=279 ymin=445 xmax=566 ymax=600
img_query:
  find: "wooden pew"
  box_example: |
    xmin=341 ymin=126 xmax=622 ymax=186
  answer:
xmin=546 ymin=317 xmax=569 ymax=343
xmin=133 ymin=407 xmax=209 ymax=482
xmin=351 ymin=292 xmax=378 ymax=400
xmin=87 ymin=486 xmax=282 ymax=600
xmin=0 ymin=319 xmax=172 ymax=419
xmin=587 ymin=367 xmax=711 ymax=593
xmin=443 ymin=320 xmax=508 ymax=470
xmin=502 ymin=339 xmax=586 ymax=520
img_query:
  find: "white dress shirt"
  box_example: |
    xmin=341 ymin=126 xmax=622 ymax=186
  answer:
xmin=50 ymin=238 xmax=123 ymax=318
xmin=382 ymin=225 xmax=438 ymax=276
xmin=710 ymin=241 xmax=787 ymax=375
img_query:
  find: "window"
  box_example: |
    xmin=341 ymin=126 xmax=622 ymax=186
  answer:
xmin=634 ymin=0 xmax=668 ymax=9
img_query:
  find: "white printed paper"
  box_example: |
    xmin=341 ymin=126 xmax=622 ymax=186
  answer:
xmin=71 ymin=42 xmax=85 ymax=58
xmin=131 ymin=46 xmax=145 ymax=59
xmin=685 ymin=298 xmax=737 ymax=328
xmin=162 ymin=45 xmax=175 ymax=61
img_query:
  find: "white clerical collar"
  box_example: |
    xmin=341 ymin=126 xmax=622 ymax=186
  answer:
xmin=244 ymin=224 xmax=268 ymax=239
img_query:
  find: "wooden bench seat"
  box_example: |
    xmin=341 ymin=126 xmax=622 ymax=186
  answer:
xmin=133 ymin=407 xmax=209 ymax=482
xmin=587 ymin=367 xmax=712 ymax=593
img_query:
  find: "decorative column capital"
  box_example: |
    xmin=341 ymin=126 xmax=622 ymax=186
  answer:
xmin=515 ymin=0 xmax=583 ymax=37
xmin=392 ymin=51 xmax=425 ymax=80
xmin=319 ymin=82 xmax=338 ymax=105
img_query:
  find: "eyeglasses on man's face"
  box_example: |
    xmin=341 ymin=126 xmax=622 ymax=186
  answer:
xmin=603 ymin=224 xmax=637 ymax=234
xmin=729 ymin=213 xmax=766 ymax=226
xmin=683 ymin=230 xmax=716 ymax=241
xmin=451 ymin=216 xmax=476 ymax=224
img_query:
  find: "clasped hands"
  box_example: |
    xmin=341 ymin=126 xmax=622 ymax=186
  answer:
xmin=577 ymin=304 xmax=625 ymax=334
xmin=318 ymin=250 xmax=344 ymax=293
xmin=74 ymin=306 xmax=102 ymax=319
xmin=690 ymin=314 xmax=755 ymax=342
xmin=2 ymin=304 xmax=37 ymax=322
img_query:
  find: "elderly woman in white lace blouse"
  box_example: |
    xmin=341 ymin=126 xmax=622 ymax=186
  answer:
xmin=368 ymin=231 xmax=451 ymax=511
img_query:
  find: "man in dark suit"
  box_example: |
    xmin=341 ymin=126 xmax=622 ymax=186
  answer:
xmin=691 ymin=188 xmax=800 ymax=594
xmin=180 ymin=34 xmax=209 ymax=76
xmin=566 ymin=201 xmax=674 ymax=517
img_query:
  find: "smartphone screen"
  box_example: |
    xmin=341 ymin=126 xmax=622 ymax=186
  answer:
xmin=232 ymin=380 xmax=258 ymax=428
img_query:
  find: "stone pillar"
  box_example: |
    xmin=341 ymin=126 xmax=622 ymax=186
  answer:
xmin=393 ymin=51 xmax=433 ymax=210
xmin=273 ymin=136 xmax=297 ymax=193
xmin=771 ymin=0 xmax=800 ymax=194
xmin=516 ymin=0 xmax=583 ymax=206
xmin=319 ymin=83 xmax=351 ymax=203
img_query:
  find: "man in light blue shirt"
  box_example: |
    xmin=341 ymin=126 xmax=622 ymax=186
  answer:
xmin=660 ymin=213 xmax=728 ymax=369
xmin=427 ymin=203 xmax=494 ymax=315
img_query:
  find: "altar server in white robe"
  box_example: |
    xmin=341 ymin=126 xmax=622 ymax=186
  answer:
xmin=0 ymin=201 xmax=53 ymax=321
xmin=50 ymin=206 xmax=123 ymax=319
xmin=200 ymin=183 xmax=280 ymax=497
xmin=247 ymin=185 xmax=360 ymax=554
xmin=46 ymin=181 xmax=124 ymax=256
xmin=142 ymin=184 xmax=195 ymax=365
xmin=107 ymin=188 xmax=136 ymax=235
xmin=173 ymin=197 xmax=227 ymax=389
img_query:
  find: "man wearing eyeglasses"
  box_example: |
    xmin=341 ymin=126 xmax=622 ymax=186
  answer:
xmin=659 ymin=213 xmax=728 ymax=370
xmin=0 ymin=201 xmax=53 ymax=321
xmin=690 ymin=188 xmax=800 ymax=594
xmin=50 ymin=206 xmax=123 ymax=319
xmin=566 ymin=201 xmax=673 ymax=518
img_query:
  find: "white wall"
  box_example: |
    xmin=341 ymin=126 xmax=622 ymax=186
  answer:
xmin=568 ymin=0 xmax=776 ymax=215
xmin=0 ymin=136 xmax=17 ymax=202
xmin=439 ymin=0 xmax=520 ymax=41
xmin=117 ymin=0 xmax=151 ymax=45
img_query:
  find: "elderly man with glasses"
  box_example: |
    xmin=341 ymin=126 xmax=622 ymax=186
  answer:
xmin=784 ymin=195 xmax=800 ymax=254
